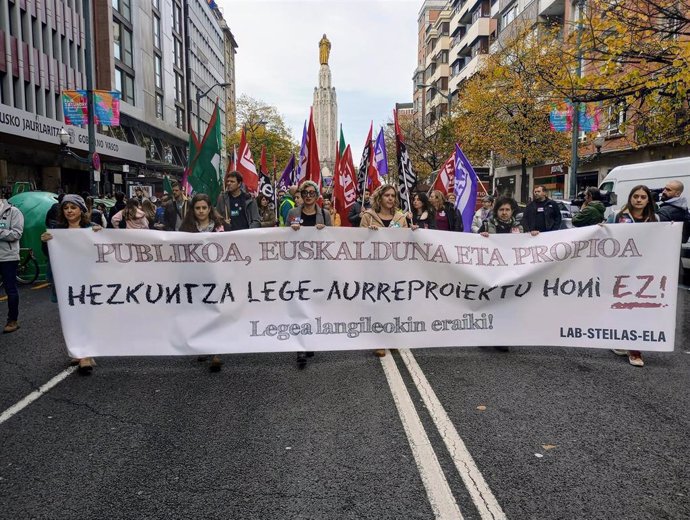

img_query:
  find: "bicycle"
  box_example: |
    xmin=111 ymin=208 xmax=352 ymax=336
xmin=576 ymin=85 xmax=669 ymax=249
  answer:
xmin=0 ymin=248 xmax=40 ymax=287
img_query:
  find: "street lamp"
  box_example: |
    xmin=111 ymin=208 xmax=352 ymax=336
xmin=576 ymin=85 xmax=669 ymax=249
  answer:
xmin=195 ymin=82 xmax=232 ymax=138
xmin=58 ymin=127 xmax=91 ymax=165
xmin=593 ymin=132 xmax=605 ymax=155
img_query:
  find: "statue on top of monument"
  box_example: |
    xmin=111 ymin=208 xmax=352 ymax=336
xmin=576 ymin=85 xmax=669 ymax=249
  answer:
xmin=319 ymin=34 xmax=331 ymax=65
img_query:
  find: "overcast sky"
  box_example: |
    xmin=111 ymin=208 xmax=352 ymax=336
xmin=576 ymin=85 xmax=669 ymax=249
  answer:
xmin=218 ymin=0 xmax=419 ymax=158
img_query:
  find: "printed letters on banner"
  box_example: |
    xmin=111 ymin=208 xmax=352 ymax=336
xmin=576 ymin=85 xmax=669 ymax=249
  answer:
xmin=48 ymin=224 xmax=682 ymax=357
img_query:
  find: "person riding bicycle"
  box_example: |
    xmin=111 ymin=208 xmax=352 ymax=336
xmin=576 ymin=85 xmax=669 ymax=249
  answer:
xmin=0 ymin=194 xmax=24 ymax=333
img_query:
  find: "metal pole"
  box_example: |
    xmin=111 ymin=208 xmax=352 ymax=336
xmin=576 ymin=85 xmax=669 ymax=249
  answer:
xmin=83 ymin=0 xmax=96 ymax=195
xmin=569 ymin=0 xmax=585 ymax=200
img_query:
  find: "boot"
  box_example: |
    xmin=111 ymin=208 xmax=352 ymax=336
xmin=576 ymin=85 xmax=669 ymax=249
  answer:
xmin=374 ymin=349 xmax=386 ymax=357
xmin=3 ymin=321 xmax=19 ymax=333
xmin=78 ymin=357 xmax=94 ymax=374
xmin=209 ymin=355 xmax=223 ymax=372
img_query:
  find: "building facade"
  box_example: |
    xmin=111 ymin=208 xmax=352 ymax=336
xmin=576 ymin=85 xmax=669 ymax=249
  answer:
xmin=0 ymin=0 xmax=145 ymax=194
xmin=413 ymin=1 xmax=446 ymax=128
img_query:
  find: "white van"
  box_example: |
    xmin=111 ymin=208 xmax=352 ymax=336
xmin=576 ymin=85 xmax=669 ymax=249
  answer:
xmin=598 ymin=156 xmax=690 ymax=211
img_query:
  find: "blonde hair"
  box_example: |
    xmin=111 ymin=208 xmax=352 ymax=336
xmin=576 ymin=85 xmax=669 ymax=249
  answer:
xmin=371 ymin=185 xmax=400 ymax=213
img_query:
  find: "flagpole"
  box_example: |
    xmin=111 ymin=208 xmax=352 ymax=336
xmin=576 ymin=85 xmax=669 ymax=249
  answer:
xmin=427 ymin=169 xmax=440 ymax=196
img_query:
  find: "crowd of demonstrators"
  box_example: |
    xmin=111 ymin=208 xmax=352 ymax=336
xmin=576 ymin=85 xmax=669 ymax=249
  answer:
xmin=40 ymin=194 xmax=102 ymax=373
xmin=0 ymin=192 xmax=24 ymax=334
xmin=28 ymin=175 xmax=686 ymax=372
xmin=289 ymin=180 xmax=332 ymax=367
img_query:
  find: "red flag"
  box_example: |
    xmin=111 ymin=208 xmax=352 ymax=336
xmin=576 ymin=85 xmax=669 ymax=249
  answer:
xmin=227 ymin=144 xmax=237 ymax=174
xmin=305 ymin=107 xmax=321 ymax=191
xmin=433 ymin=151 xmax=456 ymax=196
xmin=333 ymin=144 xmax=358 ymax=227
xmin=237 ymin=128 xmax=259 ymax=195
xmin=260 ymin=145 xmax=268 ymax=175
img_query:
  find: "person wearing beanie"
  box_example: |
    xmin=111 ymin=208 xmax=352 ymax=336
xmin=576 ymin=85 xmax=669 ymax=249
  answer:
xmin=40 ymin=194 xmax=102 ymax=374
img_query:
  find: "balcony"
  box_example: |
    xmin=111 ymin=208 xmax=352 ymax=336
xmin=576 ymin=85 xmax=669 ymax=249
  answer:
xmin=428 ymin=62 xmax=450 ymax=86
xmin=456 ymin=16 xmax=494 ymax=56
xmin=539 ymin=0 xmax=565 ymax=17
xmin=456 ymin=54 xmax=488 ymax=82
xmin=491 ymin=0 xmax=539 ymax=52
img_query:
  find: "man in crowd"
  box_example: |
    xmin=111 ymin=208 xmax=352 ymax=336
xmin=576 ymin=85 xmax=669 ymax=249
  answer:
xmin=216 ymin=171 xmax=260 ymax=231
xmin=523 ymin=186 xmax=562 ymax=235
xmin=0 ymin=194 xmax=24 ymax=333
xmin=163 ymin=181 xmax=190 ymax=231
xmin=572 ymin=187 xmax=606 ymax=227
xmin=657 ymin=180 xmax=689 ymax=242
xmin=348 ymin=190 xmax=371 ymax=227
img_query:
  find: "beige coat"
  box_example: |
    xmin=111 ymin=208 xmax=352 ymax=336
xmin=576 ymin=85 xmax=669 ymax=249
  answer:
xmin=360 ymin=208 xmax=408 ymax=228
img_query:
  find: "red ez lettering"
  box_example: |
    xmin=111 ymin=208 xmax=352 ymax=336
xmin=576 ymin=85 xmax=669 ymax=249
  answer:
xmin=613 ymin=275 xmax=656 ymax=299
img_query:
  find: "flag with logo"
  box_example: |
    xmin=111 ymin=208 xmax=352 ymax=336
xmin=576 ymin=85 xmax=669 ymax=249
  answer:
xmin=259 ymin=145 xmax=274 ymax=199
xmin=374 ymin=127 xmax=388 ymax=176
xmin=394 ymin=109 xmax=416 ymax=213
xmin=187 ymin=101 xmax=223 ymax=203
xmin=453 ymin=143 xmax=478 ymax=233
xmin=278 ymin=154 xmax=296 ymax=191
xmin=432 ymin=150 xmax=456 ymax=196
xmin=237 ymin=128 xmax=259 ymax=195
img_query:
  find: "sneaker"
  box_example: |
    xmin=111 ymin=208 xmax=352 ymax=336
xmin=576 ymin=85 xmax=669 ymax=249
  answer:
xmin=374 ymin=349 xmax=386 ymax=357
xmin=3 ymin=321 xmax=19 ymax=333
xmin=628 ymin=352 xmax=644 ymax=367
xmin=611 ymin=349 xmax=627 ymax=356
xmin=209 ymin=355 xmax=223 ymax=372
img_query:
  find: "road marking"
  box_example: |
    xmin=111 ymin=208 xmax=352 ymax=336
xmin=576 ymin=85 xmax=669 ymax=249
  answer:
xmin=0 ymin=367 xmax=76 ymax=426
xmin=400 ymin=349 xmax=507 ymax=520
xmin=32 ymin=283 xmax=50 ymax=290
xmin=380 ymin=350 xmax=464 ymax=520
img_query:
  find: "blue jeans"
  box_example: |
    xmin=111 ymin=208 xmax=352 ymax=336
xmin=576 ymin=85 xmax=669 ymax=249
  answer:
xmin=0 ymin=260 xmax=19 ymax=322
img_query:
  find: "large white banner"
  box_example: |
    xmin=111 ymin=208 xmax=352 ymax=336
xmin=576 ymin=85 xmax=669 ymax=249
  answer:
xmin=48 ymin=224 xmax=682 ymax=357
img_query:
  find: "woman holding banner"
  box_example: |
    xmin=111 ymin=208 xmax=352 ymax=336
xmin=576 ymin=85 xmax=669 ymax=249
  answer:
xmin=607 ymin=184 xmax=658 ymax=368
xmin=180 ymin=193 xmax=230 ymax=371
xmin=429 ymin=190 xmax=463 ymax=232
xmin=288 ymin=180 xmax=332 ymax=368
xmin=40 ymin=194 xmax=102 ymax=374
xmin=361 ymin=185 xmax=408 ymax=357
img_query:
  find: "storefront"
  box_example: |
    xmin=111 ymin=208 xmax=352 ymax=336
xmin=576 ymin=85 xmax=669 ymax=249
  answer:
xmin=533 ymin=163 xmax=567 ymax=199
xmin=495 ymin=175 xmax=516 ymax=198
xmin=576 ymin=171 xmax=600 ymax=193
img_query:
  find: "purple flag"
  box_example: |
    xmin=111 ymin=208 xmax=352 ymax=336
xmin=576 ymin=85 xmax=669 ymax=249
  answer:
xmin=374 ymin=127 xmax=388 ymax=176
xmin=453 ymin=143 xmax=478 ymax=233
xmin=296 ymin=121 xmax=307 ymax=184
xmin=278 ymin=154 xmax=296 ymax=190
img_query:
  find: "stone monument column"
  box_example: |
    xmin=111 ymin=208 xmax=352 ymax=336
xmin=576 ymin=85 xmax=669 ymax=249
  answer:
xmin=313 ymin=34 xmax=337 ymax=179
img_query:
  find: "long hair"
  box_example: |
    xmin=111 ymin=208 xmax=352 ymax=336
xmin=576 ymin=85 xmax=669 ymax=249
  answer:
xmin=412 ymin=192 xmax=434 ymax=217
xmin=141 ymin=199 xmax=157 ymax=222
xmin=57 ymin=202 xmax=90 ymax=227
xmin=430 ymin=190 xmax=447 ymax=210
xmin=122 ymin=198 xmax=141 ymax=221
xmin=622 ymin=184 xmax=656 ymax=222
xmin=371 ymin=185 xmax=400 ymax=213
xmin=179 ymin=193 xmax=225 ymax=232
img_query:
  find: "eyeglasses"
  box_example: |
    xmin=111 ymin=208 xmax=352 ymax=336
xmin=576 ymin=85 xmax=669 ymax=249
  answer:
xmin=301 ymin=190 xmax=317 ymax=197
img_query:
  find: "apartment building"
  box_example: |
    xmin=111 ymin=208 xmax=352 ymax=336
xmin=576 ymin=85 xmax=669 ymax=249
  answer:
xmin=422 ymin=7 xmax=451 ymax=128
xmin=0 ymin=0 xmax=144 ymax=193
xmin=413 ymin=0 xmax=446 ymax=128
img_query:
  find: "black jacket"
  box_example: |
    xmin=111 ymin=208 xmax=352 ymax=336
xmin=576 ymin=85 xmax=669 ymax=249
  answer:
xmin=164 ymin=198 xmax=191 ymax=231
xmin=523 ymin=198 xmax=562 ymax=232
xmin=348 ymin=200 xmax=371 ymax=227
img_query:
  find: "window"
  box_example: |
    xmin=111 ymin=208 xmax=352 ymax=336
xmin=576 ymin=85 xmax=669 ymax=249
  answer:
xmin=173 ymin=37 xmax=183 ymax=69
xmin=501 ymin=4 xmax=517 ymax=30
xmin=115 ymin=67 xmax=135 ymax=105
xmin=113 ymin=22 xmax=133 ymax=67
xmin=154 ymin=55 xmax=162 ymax=89
xmin=607 ymin=103 xmax=626 ymax=135
xmin=112 ymin=0 xmax=131 ymax=21
xmin=176 ymin=105 xmax=185 ymax=130
xmin=153 ymin=15 xmax=161 ymax=49
xmin=155 ymin=94 xmax=164 ymax=119
xmin=174 ymin=71 xmax=184 ymax=103
xmin=173 ymin=2 xmax=182 ymax=34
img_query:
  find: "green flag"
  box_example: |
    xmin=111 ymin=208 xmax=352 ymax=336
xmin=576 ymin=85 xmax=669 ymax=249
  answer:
xmin=187 ymin=102 xmax=223 ymax=203
xmin=339 ymin=125 xmax=346 ymax=154
xmin=163 ymin=175 xmax=173 ymax=195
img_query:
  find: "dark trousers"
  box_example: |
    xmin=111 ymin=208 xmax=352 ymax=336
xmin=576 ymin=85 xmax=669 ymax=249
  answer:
xmin=0 ymin=260 xmax=19 ymax=322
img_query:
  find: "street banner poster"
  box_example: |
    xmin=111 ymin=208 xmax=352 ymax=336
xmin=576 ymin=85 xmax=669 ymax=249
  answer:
xmin=62 ymin=90 xmax=121 ymax=126
xmin=48 ymin=223 xmax=682 ymax=358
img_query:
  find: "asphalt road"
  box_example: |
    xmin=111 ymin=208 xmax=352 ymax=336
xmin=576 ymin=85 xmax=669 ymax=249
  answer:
xmin=1 ymin=284 xmax=689 ymax=519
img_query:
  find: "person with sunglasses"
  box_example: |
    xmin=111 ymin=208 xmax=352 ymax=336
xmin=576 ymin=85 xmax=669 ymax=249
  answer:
xmin=287 ymin=180 xmax=331 ymax=368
